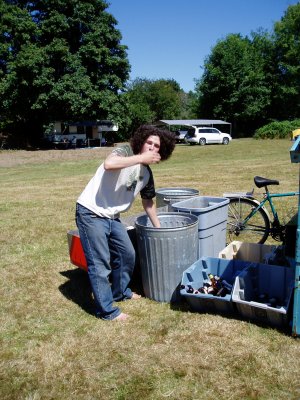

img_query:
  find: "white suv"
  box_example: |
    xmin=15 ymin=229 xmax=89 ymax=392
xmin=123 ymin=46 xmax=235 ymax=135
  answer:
xmin=184 ymin=126 xmax=232 ymax=146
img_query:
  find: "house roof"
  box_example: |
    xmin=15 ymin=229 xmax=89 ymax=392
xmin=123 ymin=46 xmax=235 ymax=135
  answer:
xmin=160 ymin=119 xmax=230 ymax=126
xmin=66 ymin=120 xmax=115 ymax=127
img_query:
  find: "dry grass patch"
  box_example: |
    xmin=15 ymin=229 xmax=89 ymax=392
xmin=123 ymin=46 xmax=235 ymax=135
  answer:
xmin=1 ymin=139 xmax=300 ymax=400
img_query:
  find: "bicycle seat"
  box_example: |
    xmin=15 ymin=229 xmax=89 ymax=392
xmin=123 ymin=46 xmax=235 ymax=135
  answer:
xmin=254 ymin=176 xmax=279 ymax=188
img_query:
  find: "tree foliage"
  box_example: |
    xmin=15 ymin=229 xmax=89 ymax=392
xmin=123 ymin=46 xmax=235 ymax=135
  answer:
xmin=254 ymin=119 xmax=300 ymax=139
xmin=1 ymin=1 xmax=299 ymax=145
xmin=194 ymin=3 xmax=300 ymax=137
xmin=273 ymin=3 xmax=300 ymax=119
xmin=195 ymin=32 xmax=273 ymax=136
xmin=125 ymin=78 xmax=186 ymax=134
xmin=0 ymin=0 xmax=130 ymax=145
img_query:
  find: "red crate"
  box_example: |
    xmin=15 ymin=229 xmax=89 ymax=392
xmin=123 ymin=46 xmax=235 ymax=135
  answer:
xmin=67 ymin=230 xmax=88 ymax=271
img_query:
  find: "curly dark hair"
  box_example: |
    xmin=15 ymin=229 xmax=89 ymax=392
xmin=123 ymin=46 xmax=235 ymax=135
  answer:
xmin=130 ymin=125 xmax=176 ymax=161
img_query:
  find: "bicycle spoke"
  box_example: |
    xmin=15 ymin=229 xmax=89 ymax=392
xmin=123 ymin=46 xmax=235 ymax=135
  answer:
xmin=227 ymin=198 xmax=270 ymax=244
xmin=245 ymin=223 xmax=267 ymax=231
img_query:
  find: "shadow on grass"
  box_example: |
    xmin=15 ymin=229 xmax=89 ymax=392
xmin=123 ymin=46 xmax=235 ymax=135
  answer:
xmin=59 ymin=268 xmax=95 ymax=316
xmin=58 ymin=265 xmax=145 ymax=317
xmin=170 ymin=297 xmax=293 ymax=336
xmin=169 ymin=297 xmax=238 ymax=320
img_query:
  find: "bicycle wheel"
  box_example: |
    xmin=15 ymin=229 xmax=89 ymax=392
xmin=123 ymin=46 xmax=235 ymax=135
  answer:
xmin=227 ymin=197 xmax=270 ymax=244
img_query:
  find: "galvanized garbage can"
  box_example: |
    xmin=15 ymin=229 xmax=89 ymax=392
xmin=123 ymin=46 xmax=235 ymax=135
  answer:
xmin=135 ymin=212 xmax=199 ymax=303
xmin=156 ymin=187 xmax=199 ymax=211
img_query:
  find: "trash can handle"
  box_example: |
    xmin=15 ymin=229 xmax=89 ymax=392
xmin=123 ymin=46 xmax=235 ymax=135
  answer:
xmin=163 ymin=197 xmax=171 ymax=203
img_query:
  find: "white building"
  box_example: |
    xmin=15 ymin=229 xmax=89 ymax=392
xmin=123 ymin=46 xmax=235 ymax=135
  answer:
xmin=49 ymin=120 xmax=118 ymax=147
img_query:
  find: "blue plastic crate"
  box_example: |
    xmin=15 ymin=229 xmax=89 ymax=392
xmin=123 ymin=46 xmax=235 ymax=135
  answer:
xmin=232 ymin=263 xmax=294 ymax=327
xmin=180 ymin=257 xmax=253 ymax=314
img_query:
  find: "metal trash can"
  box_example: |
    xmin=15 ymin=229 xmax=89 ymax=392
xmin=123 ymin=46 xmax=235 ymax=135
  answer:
xmin=156 ymin=187 xmax=199 ymax=211
xmin=135 ymin=212 xmax=199 ymax=302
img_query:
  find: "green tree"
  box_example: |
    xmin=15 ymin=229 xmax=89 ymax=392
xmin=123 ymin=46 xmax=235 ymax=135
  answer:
xmin=0 ymin=0 xmax=130 ymax=146
xmin=194 ymin=3 xmax=300 ymax=136
xmin=180 ymin=90 xmax=198 ymax=120
xmin=195 ymin=33 xmax=273 ymax=136
xmin=125 ymin=77 xmax=186 ymax=134
xmin=273 ymin=3 xmax=300 ymax=119
xmin=124 ymin=78 xmax=155 ymax=133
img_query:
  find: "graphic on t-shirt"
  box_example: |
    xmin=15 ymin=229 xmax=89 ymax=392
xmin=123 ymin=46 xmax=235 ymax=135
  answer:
xmin=126 ymin=169 xmax=144 ymax=192
xmin=126 ymin=171 xmax=138 ymax=192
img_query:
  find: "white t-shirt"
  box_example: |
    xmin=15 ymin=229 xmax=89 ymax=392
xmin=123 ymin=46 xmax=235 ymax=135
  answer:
xmin=77 ymin=145 xmax=155 ymax=219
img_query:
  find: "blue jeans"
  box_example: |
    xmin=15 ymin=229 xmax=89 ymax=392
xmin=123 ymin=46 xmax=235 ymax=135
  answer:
xmin=76 ymin=203 xmax=135 ymax=320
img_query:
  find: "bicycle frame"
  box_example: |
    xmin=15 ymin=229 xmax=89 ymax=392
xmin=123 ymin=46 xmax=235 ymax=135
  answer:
xmin=237 ymin=188 xmax=299 ymax=226
xmin=264 ymin=190 xmax=299 ymax=224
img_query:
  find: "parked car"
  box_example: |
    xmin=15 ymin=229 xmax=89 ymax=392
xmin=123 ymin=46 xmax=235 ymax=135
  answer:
xmin=175 ymin=130 xmax=188 ymax=143
xmin=184 ymin=126 xmax=232 ymax=145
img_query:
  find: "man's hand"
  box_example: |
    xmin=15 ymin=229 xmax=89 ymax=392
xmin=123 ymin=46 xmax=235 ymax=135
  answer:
xmin=140 ymin=151 xmax=161 ymax=165
xmin=104 ymin=152 xmax=161 ymax=170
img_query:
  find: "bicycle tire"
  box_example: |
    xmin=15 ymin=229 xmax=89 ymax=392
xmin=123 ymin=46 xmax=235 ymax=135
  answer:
xmin=227 ymin=197 xmax=270 ymax=244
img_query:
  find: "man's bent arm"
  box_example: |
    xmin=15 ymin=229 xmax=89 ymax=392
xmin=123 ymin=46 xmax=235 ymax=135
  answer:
xmin=142 ymin=198 xmax=160 ymax=228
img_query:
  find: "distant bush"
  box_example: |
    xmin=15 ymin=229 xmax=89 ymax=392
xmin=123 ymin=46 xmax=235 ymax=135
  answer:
xmin=254 ymin=119 xmax=300 ymax=139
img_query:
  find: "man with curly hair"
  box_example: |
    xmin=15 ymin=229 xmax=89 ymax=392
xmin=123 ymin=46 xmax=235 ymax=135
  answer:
xmin=76 ymin=125 xmax=176 ymax=321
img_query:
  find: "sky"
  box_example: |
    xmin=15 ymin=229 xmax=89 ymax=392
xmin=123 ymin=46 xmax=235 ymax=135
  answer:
xmin=107 ymin=0 xmax=299 ymax=92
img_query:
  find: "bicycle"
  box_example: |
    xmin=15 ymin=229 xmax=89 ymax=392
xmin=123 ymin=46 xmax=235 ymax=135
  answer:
xmin=225 ymin=176 xmax=299 ymax=244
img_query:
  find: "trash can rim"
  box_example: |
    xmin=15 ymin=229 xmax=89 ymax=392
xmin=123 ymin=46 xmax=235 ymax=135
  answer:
xmin=135 ymin=212 xmax=199 ymax=230
xmin=156 ymin=187 xmax=199 ymax=195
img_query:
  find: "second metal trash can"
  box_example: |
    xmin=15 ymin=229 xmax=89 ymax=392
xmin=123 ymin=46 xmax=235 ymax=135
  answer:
xmin=135 ymin=212 xmax=199 ymax=303
xmin=156 ymin=187 xmax=199 ymax=211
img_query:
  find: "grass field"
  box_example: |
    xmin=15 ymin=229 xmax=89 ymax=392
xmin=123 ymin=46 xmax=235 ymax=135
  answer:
xmin=1 ymin=139 xmax=300 ymax=400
